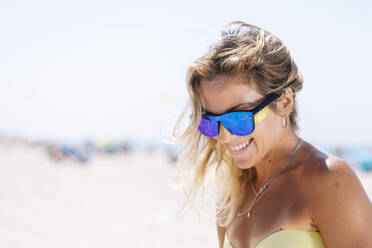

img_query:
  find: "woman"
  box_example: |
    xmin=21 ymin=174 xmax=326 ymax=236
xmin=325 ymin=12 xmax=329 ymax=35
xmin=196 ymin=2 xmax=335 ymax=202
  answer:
xmin=174 ymin=21 xmax=372 ymax=248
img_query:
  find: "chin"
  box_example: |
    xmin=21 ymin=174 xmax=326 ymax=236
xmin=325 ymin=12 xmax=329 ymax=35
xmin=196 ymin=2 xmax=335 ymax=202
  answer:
xmin=229 ymin=138 xmax=259 ymax=169
xmin=233 ymin=158 xmax=256 ymax=170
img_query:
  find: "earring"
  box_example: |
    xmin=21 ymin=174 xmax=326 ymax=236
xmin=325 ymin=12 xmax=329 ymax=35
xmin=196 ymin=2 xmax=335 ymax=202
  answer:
xmin=281 ymin=116 xmax=288 ymax=128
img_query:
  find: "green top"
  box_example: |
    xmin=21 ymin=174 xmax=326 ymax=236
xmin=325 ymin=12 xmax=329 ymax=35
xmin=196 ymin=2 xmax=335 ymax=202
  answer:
xmin=224 ymin=229 xmax=326 ymax=248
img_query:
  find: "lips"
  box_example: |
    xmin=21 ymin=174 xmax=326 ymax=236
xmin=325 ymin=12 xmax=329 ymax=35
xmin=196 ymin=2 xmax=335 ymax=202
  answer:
xmin=229 ymin=138 xmax=254 ymax=154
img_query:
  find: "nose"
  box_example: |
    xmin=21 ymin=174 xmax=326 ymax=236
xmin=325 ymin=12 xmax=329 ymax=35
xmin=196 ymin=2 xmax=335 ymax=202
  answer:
xmin=214 ymin=122 xmax=235 ymax=143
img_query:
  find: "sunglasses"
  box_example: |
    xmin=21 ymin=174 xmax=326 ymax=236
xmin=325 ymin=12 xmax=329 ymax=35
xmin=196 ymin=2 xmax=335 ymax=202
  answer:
xmin=197 ymin=92 xmax=281 ymax=137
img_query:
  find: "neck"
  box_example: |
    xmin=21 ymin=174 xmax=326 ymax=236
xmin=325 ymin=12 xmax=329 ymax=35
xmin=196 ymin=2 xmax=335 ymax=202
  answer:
xmin=252 ymin=130 xmax=301 ymax=190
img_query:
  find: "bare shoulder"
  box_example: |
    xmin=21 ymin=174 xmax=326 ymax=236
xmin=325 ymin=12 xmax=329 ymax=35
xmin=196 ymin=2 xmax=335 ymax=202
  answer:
xmin=301 ymin=150 xmax=369 ymax=203
xmin=298 ymin=144 xmax=372 ymax=247
xmin=292 ymin=142 xmax=366 ymax=192
xmin=302 ymin=152 xmax=362 ymax=188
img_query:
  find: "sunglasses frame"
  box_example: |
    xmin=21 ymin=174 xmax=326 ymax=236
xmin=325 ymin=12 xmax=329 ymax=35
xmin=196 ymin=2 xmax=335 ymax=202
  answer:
xmin=199 ymin=92 xmax=282 ymax=137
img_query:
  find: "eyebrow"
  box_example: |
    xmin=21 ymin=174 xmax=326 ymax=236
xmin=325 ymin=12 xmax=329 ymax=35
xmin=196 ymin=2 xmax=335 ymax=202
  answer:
xmin=202 ymin=102 xmax=256 ymax=115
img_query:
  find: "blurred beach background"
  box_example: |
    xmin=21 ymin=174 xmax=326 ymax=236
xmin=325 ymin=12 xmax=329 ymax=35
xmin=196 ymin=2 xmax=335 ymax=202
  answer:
xmin=1 ymin=0 xmax=372 ymax=247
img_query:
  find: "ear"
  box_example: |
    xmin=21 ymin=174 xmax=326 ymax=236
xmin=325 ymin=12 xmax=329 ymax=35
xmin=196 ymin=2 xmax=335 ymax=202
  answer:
xmin=276 ymin=88 xmax=294 ymax=117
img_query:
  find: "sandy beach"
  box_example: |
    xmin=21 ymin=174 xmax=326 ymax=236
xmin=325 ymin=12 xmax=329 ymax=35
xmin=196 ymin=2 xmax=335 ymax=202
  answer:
xmin=0 ymin=143 xmax=371 ymax=248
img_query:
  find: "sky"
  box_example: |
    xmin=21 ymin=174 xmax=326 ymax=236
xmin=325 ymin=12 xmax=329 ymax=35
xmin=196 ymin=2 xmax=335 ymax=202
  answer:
xmin=0 ymin=0 xmax=371 ymax=146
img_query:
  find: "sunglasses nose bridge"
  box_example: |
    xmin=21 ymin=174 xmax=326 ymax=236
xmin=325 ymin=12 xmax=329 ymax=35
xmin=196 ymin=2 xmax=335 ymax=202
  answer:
xmin=215 ymin=121 xmax=234 ymax=141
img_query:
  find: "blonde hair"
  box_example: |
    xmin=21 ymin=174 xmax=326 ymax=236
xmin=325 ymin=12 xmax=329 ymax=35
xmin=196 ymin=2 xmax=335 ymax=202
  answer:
xmin=173 ymin=21 xmax=303 ymax=227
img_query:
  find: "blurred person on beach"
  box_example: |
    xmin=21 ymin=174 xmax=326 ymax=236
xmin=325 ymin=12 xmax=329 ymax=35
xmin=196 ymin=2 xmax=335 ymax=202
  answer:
xmin=174 ymin=21 xmax=372 ymax=248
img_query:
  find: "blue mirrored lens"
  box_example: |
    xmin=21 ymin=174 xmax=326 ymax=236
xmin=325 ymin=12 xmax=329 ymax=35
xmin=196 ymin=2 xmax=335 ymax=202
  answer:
xmin=198 ymin=115 xmax=219 ymax=137
xmin=198 ymin=112 xmax=254 ymax=137
xmin=220 ymin=112 xmax=254 ymax=136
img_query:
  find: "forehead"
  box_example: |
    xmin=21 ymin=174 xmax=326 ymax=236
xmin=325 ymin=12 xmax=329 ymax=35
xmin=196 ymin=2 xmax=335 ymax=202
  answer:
xmin=199 ymin=74 xmax=263 ymax=115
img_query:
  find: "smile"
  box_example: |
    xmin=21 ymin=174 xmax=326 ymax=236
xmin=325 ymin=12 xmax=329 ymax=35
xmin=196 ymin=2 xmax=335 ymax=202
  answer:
xmin=229 ymin=138 xmax=253 ymax=152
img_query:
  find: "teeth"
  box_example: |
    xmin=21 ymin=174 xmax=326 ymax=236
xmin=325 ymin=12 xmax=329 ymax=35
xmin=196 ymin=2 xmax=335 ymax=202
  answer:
xmin=231 ymin=139 xmax=252 ymax=151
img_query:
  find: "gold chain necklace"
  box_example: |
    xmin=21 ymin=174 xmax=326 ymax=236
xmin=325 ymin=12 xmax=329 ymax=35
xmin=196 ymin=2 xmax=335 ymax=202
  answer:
xmin=237 ymin=138 xmax=303 ymax=218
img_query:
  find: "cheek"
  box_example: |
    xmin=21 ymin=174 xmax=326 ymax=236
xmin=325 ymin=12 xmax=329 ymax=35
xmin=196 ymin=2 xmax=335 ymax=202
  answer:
xmin=254 ymin=109 xmax=276 ymax=133
xmin=253 ymin=110 xmax=280 ymax=143
xmin=254 ymin=108 xmax=269 ymax=125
